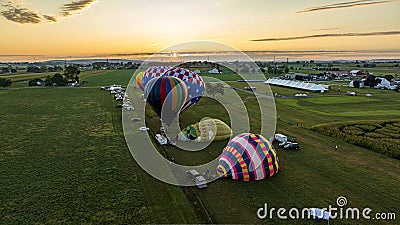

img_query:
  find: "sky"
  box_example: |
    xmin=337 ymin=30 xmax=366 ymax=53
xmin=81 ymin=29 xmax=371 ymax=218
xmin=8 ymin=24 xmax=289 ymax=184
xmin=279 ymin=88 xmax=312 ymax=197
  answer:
xmin=0 ymin=0 xmax=399 ymax=56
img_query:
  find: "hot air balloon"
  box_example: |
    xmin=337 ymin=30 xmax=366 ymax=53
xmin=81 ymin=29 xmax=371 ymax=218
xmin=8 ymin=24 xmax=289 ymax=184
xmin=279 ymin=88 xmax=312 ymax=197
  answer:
xmin=142 ymin=66 xmax=170 ymax=90
xmin=217 ymin=133 xmax=280 ymax=181
xmin=136 ymin=72 xmax=145 ymax=90
xmin=144 ymin=76 xmax=188 ymax=125
xmin=177 ymin=118 xmax=232 ymax=142
xmin=163 ymin=67 xmax=204 ymax=112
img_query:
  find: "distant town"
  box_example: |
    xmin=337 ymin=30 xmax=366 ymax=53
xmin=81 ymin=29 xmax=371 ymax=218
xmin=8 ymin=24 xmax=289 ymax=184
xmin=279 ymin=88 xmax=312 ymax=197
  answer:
xmin=0 ymin=59 xmax=399 ymax=92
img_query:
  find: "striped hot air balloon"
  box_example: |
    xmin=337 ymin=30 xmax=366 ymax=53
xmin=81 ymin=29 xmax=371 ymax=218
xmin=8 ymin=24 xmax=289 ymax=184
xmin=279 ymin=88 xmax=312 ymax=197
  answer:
xmin=217 ymin=133 xmax=280 ymax=181
xmin=144 ymin=76 xmax=188 ymax=125
xmin=163 ymin=67 xmax=204 ymax=112
xmin=142 ymin=66 xmax=170 ymax=90
xmin=136 ymin=72 xmax=145 ymax=90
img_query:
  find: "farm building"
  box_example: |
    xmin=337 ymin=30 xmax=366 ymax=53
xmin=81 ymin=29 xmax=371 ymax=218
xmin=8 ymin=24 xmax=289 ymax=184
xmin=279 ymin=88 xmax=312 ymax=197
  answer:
xmin=265 ymin=78 xmax=329 ymax=93
xmin=208 ymin=68 xmax=221 ymax=74
xmin=350 ymin=70 xmax=365 ymax=76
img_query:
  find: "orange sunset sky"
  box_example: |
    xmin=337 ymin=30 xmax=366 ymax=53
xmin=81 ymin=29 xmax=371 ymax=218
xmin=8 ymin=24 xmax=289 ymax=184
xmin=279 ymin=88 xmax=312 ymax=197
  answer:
xmin=0 ymin=0 xmax=399 ymax=56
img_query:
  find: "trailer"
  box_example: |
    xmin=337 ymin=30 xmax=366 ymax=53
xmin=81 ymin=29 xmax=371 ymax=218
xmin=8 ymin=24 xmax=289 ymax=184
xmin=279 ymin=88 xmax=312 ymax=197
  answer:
xmin=274 ymin=133 xmax=288 ymax=143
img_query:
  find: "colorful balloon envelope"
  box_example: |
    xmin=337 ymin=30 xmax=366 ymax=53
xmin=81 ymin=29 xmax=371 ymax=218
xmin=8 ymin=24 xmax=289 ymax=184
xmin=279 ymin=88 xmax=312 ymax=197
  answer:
xmin=142 ymin=66 xmax=170 ymax=91
xmin=217 ymin=133 xmax=280 ymax=181
xmin=177 ymin=118 xmax=232 ymax=142
xmin=144 ymin=76 xmax=188 ymax=125
xmin=163 ymin=67 xmax=204 ymax=112
xmin=136 ymin=72 xmax=145 ymax=90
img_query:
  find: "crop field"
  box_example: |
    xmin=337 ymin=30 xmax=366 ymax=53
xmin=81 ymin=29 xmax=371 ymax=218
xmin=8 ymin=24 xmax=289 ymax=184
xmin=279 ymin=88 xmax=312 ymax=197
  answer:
xmin=312 ymin=120 xmax=400 ymax=159
xmin=1 ymin=69 xmax=399 ymax=224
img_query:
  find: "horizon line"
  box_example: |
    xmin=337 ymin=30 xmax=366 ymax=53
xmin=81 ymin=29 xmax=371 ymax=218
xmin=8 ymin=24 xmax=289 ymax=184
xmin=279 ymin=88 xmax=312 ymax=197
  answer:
xmin=2 ymin=49 xmax=400 ymax=57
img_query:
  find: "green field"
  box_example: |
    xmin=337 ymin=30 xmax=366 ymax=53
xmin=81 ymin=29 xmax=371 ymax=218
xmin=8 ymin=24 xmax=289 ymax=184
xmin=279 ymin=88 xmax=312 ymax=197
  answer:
xmin=1 ymin=69 xmax=399 ymax=224
xmin=81 ymin=70 xmax=134 ymax=86
xmin=0 ymin=87 xmax=198 ymax=224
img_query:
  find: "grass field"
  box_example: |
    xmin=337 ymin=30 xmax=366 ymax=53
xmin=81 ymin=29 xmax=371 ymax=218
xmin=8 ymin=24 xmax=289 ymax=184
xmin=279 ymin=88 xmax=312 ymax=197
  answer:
xmin=142 ymin=77 xmax=399 ymax=224
xmin=81 ymin=70 xmax=134 ymax=86
xmin=1 ymin=69 xmax=399 ymax=224
xmin=5 ymin=70 xmax=113 ymax=88
xmin=0 ymin=87 xmax=199 ymax=224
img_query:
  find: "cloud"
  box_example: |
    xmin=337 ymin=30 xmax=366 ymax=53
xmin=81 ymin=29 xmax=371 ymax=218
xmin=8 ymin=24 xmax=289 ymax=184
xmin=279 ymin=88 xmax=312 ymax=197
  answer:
xmin=0 ymin=0 xmax=98 ymax=24
xmin=297 ymin=0 xmax=399 ymax=13
xmin=0 ymin=5 xmax=41 ymax=24
xmin=43 ymin=15 xmax=57 ymax=22
xmin=61 ymin=0 xmax=97 ymax=17
xmin=312 ymin=28 xmax=341 ymax=32
xmin=251 ymin=31 xmax=400 ymax=42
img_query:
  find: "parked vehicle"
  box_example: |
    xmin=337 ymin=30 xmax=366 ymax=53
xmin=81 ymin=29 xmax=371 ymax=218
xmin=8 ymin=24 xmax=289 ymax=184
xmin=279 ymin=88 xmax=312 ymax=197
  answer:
xmin=139 ymin=127 xmax=149 ymax=131
xmin=283 ymin=142 xmax=299 ymax=150
xmin=274 ymin=134 xmax=288 ymax=143
xmin=186 ymin=170 xmax=208 ymax=189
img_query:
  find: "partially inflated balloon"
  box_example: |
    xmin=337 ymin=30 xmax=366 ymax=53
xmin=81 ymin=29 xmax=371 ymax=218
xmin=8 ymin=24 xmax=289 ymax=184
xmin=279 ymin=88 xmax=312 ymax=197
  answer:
xmin=177 ymin=118 xmax=232 ymax=142
xmin=136 ymin=72 xmax=145 ymax=90
xmin=144 ymin=76 xmax=188 ymax=125
xmin=217 ymin=133 xmax=280 ymax=181
xmin=163 ymin=67 xmax=204 ymax=112
xmin=142 ymin=66 xmax=170 ymax=90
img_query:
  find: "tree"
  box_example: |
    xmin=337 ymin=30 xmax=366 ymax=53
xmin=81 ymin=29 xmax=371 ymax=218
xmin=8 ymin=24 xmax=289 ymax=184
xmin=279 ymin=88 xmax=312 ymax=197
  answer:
xmin=64 ymin=65 xmax=80 ymax=81
xmin=364 ymin=75 xmax=379 ymax=88
xmin=40 ymin=66 xmax=48 ymax=73
xmin=0 ymin=78 xmax=12 ymax=88
xmin=214 ymin=83 xmax=225 ymax=96
xmin=206 ymin=83 xmax=217 ymax=98
xmin=28 ymin=79 xmax=44 ymax=86
xmin=52 ymin=73 xmax=67 ymax=86
xmin=44 ymin=76 xmax=53 ymax=86
xmin=206 ymin=83 xmax=225 ymax=98
xmin=27 ymin=66 xmax=41 ymax=73
xmin=267 ymin=66 xmax=274 ymax=74
xmin=284 ymin=66 xmax=289 ymax=74
xmin=1 ymin=68 xmax=8 ymax=74
xmin=384 ymin=75 xmax=394 ymax=81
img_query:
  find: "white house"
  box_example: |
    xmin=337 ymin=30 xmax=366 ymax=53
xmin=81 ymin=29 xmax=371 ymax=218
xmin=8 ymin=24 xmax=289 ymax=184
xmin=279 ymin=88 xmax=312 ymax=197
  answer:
xmin=208 ymin=68 xmax=220 ymax=74
xmin=350 ymin=70 xmax=364 ymax=76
